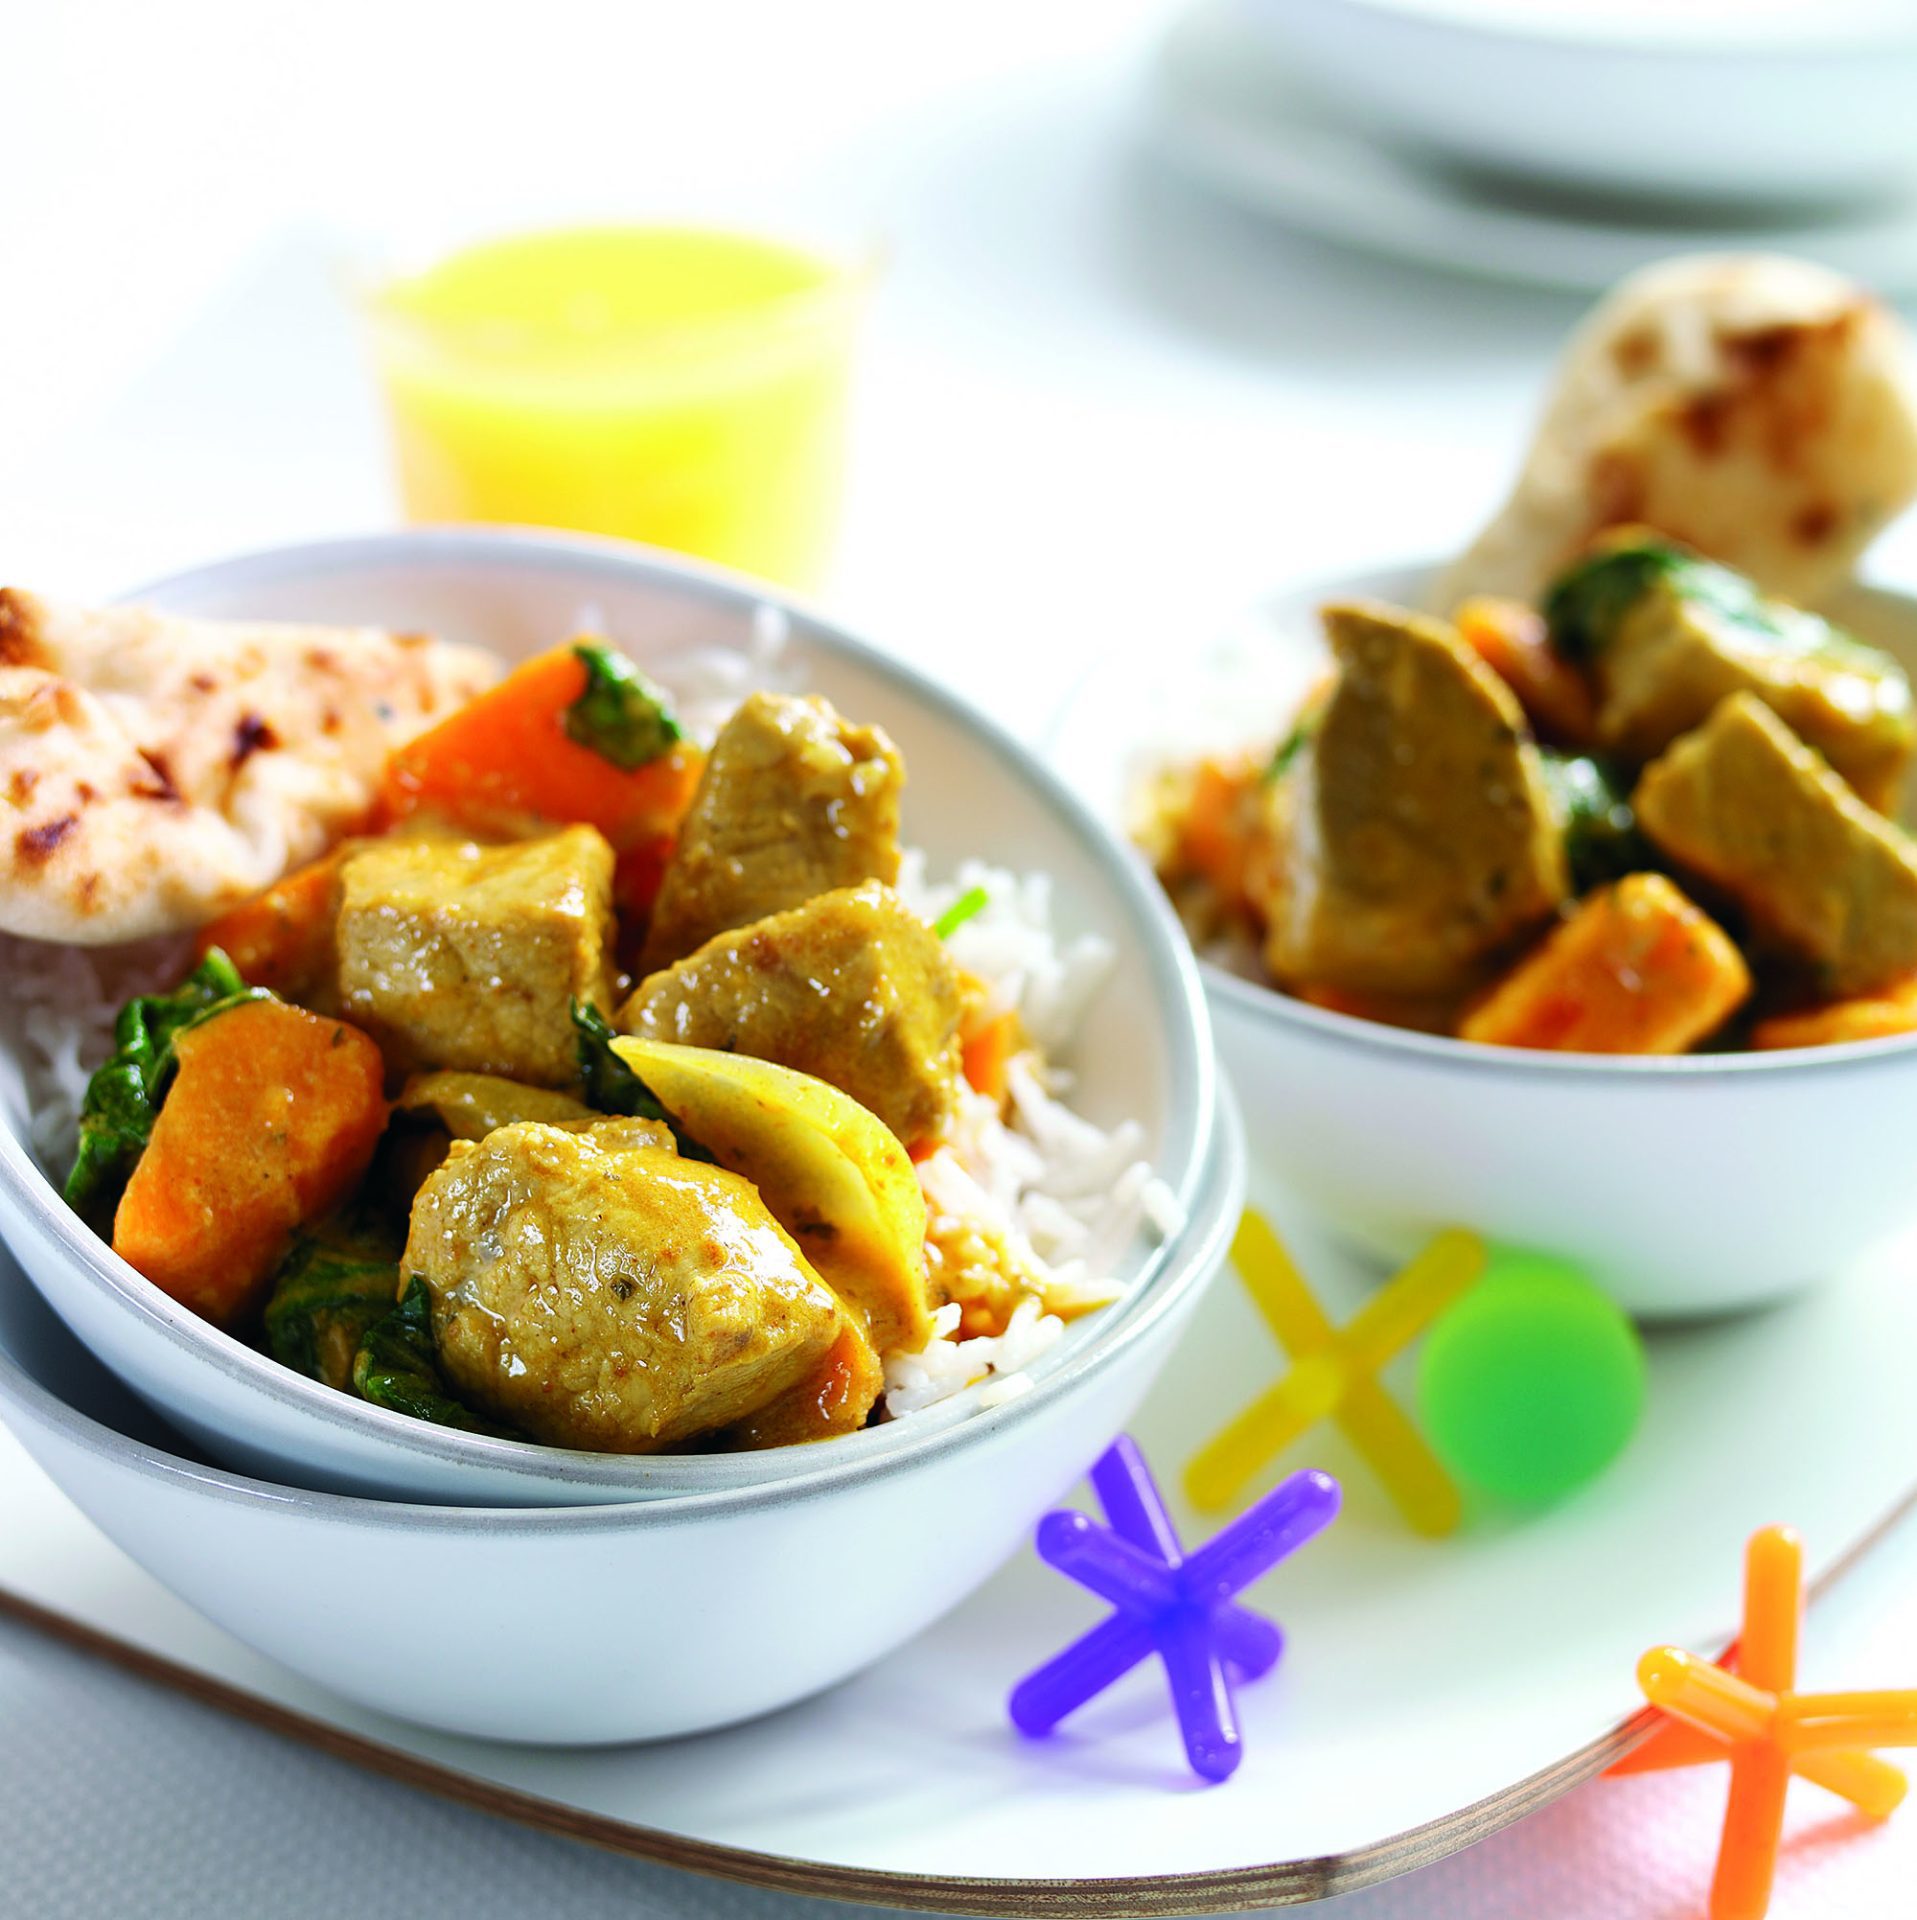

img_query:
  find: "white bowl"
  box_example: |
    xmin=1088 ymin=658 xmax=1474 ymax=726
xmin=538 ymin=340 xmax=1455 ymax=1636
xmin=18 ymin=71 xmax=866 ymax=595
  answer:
xmin=1051 ymin=560 xmax=1917 ymax=1318
xmin=1241 ymin=0 xmax=1917 ymax=207
xmin=0 ymin=530 xmax=1225 ymax=1504
xmin=0 ymin=1117 xmax=1240 ymax=1744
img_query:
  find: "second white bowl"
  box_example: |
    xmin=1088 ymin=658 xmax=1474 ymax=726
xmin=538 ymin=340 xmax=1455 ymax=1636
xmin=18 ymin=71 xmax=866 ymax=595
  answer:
xmin=1052 ymin=560 xmax=1917 ymax=1317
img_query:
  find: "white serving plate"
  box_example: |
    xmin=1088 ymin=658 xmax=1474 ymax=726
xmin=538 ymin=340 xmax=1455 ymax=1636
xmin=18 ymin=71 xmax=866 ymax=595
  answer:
xmin=2 ymin=1185 xmax=1914 ymax=1910
xmin=1050 ymin=559 xmax=1917 ymax=1317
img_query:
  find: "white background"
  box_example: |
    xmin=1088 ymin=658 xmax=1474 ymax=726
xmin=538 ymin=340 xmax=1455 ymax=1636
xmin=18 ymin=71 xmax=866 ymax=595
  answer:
xmin=3 ymin=1 xmax=1915 ymax=1913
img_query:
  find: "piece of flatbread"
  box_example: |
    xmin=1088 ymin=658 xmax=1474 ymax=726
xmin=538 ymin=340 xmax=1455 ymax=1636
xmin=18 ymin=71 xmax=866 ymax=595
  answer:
xmin=1439 ymin=254 xmax=1917 ymax=614
xmin=0 ymin=591 xmax=499 ymax=944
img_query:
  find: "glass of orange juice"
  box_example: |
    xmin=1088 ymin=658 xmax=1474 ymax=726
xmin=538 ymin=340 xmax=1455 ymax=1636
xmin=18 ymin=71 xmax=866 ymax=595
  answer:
xmin=357 ymin=224 xmax=872 ymax=590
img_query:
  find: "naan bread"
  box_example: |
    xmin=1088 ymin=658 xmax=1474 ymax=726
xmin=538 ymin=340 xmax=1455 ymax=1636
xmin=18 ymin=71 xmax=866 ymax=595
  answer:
xmin=0 ymin=592 xmax=498 ymax=944
xmin=1440 ymin=254 xmax=1917 ymax=614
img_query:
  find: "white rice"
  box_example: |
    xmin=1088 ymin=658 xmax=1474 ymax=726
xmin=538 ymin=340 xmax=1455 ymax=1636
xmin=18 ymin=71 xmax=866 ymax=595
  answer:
xmin=3 ymin=932 xmax=191 ymax=1166
xmin=889 ymin=855 xmax=1183 ymax=1417
xmin=0 ymin=625 xmax=1181 ymax=1429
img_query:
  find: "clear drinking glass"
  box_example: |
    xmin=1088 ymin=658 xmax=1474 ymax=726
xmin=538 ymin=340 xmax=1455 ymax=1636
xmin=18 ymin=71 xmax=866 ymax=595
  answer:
xmin=355 ymin=222 xmax=874 ymax=591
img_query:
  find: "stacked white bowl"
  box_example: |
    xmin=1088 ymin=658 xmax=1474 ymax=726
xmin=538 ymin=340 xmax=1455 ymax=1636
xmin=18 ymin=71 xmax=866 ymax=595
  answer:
xmin=1242 ymin=0 xmax=1917 ymax=208
xmin=0 ymin=532 xmax=1244 ymax=1742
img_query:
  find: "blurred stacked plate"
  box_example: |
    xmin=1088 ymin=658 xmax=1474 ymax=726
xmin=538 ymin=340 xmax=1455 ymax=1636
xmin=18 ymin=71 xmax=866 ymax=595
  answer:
xmin=1150 ymin=0 xmax=1917 ymax=291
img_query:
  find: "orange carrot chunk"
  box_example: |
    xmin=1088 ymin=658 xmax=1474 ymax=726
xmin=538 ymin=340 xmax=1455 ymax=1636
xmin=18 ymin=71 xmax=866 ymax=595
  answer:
xmin=112 ymin=1000 xmax=388 ymax=1328
xmin=1753 ymin=975 xmax=1917 ymax=1050
xmin=1460 ymin=873 xmax=1750 ymax=1054
xmin=1456 ymin=596 xmax=1597 ymax=748
xmin=193 ymin=849 xmax=347 ymax=997
xmin=961 ymin=1008 xmax=1021 ymax=1103
xmin=379 ymin=641 xmax=704 ymax=861
xmin=1177 ymin=755 xmax=1260 ymax=912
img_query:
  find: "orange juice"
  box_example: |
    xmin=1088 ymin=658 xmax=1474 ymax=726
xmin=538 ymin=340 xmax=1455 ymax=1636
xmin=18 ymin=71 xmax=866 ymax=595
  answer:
xmin=363 ymin=225 xmax=866 ymax=588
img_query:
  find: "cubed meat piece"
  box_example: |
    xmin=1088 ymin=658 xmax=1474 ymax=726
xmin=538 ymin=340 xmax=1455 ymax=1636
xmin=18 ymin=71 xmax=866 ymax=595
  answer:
xmin=1634 ymin=694 xmax=1917 ymax=996
xmin=405 ymin=1119 xmax=852 ymax=1451
xmin=640 ymin=692 xmax=903 ymax=969
xmin=1545 ymin=538 xmax=1914 ymax=810
xmin=1460 ymin=874 xmax=1750 ymax=1054
xmin=619 ymin=881 xmax=961 ymax=1147
xmin=1257 ymin=601 xmax=1568 ymax=1002
xmin=337 ymin=824 xmax=614 ymax=1087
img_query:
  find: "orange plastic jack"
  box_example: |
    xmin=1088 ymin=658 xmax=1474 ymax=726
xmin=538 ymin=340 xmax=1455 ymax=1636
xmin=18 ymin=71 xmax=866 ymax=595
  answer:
xmin=1618 ymin=1525 xmax=1917 ymax=1920
xmin=1183 ymin=1212 xmax=1482 ymax=1535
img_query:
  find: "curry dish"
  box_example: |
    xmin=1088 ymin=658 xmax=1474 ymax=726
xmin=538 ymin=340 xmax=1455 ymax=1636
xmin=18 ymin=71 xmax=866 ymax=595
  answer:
xmin=1144 ymin=534 xmax=1917 ymax=1055
xmin=38 ymin=630 xmax=1123 ymax=1452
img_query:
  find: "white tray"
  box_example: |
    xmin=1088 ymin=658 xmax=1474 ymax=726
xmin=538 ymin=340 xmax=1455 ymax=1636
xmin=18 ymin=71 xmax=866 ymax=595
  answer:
xmin=2 ymin=1180 xmax=1913 ymax=1914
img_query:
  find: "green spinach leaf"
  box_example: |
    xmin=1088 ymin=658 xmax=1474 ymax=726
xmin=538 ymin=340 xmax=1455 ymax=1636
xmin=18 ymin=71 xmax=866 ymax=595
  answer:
xmin=1542 ymin=539 xmax=1692 ymax=662
xmin=1540 ymin=752 xmax=1654 ymax=893
xmin=563 ymin=641 xmax=684 ymax=770
xmin=265 ymin=1231 xmax=404 ymax=1393
xmin=1544 ymin=538 xmax=1899 ymax=687
xmin=571 ymin=999 xmax=670 ymax=1120
xmin=571 ymin=998 xmax=715 ymax=1162
xmin=64 ymin=949 xmax=271 ymax=1229
xmin=352 ymin=1276 xmax=518 ymax=1436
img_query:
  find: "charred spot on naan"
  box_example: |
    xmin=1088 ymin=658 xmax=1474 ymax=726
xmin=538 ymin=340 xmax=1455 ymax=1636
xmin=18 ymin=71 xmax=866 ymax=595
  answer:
xmin=15 ymin=813 xmax=77 ymax=863
xmin=132 ymin=750 xmax=180 ymax=803
xmin=0 ymin=591 xmax=49 ymax=670
xmin=229 ymin=712 xmax=279 ymax=771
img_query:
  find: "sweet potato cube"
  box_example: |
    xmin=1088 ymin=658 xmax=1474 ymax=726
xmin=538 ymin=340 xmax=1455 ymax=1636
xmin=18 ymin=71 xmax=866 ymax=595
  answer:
xmin=194 ymin=848 xmax=347 ymax=1000
xmin=113 ymin=999 xmax=388 ymax=1326
xmin=1460 ymin=873 xmax=1750 ymax=1054
xmin=1753 ymin=975 xmax=1917 ymax=1050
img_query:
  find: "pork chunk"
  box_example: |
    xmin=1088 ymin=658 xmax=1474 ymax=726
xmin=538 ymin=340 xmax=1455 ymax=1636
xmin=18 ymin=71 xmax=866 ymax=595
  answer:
xmin=1546 ymin=538 xmax=1913 ymax=809
xmin=337 ymin=824 xmax=614 ymax=1087
xmin=1634 ymin=693 xmax=1917 ymax=995
xmin=406 ymin=1120 xmax=849 ymax=1452
xmin=620 ymin=881 xmax=961 ymax=1147
xmin=1259 ymin=602 xmax=1568 ymax=1001
xmin=640 ymin=692 xmax=902 ymax=969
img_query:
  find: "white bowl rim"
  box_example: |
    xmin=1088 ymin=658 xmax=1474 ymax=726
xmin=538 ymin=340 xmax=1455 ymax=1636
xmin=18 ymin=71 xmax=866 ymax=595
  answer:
xmin=0 ymin=526 xmax=1221 ymax=1505
xmin=1060 ymin=546 xmax=1917 ymax=1086
xmin=0 ymin=1095 xmax=1244 ymax=1532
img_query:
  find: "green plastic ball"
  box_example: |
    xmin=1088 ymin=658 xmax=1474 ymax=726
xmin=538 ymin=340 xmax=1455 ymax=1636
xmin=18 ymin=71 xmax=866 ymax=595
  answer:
xmin=1415 ymin=1251 xmax=1646 ymax=1507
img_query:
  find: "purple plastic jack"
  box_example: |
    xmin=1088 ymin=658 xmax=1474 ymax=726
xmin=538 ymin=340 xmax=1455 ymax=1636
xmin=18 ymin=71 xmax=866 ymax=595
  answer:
xmin=1009 ymin=1436 xmax=1340 ymax=1782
